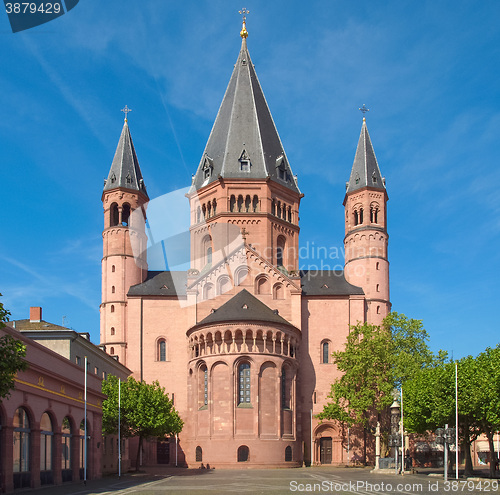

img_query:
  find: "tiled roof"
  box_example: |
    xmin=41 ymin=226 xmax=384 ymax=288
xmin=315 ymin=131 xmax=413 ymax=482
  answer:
xmin=300 ymin=270 xmax=364 ymax=296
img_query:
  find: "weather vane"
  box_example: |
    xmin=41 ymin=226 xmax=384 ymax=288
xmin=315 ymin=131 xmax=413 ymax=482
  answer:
xmin=239 ymin=8 xmax=249 ymax=38
xmin=359 ymin=104 xmax=370 ymax=118
xmin=121 ymin=105 xmax=132 ymax=122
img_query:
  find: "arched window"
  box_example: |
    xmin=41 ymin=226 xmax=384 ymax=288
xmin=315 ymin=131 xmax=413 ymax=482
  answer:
xmin=354 ymin=210 xmax=359 ymax=226
xmin=277 ymin=201 xmax=282 ymax=218
xmin=207 ymin=202 xmax=212 ymax=218
xmin=40 ymin=412 xmax=53 ymax=484
xmin=230 ymin=195 xmax=236 ymax=212
xmin=212 ymin=199 xmax=217 ymax=216
xmin=277 ymin=236 xmax=286 ymax=267
xmin=252 ymin=195 xmax=258 ymax=212
xmin=273 ymin=283 xmax=284 ymax=300
xmin=359 ymin=207 xmax=364 ymax=224
xmin=202 ymin=204 xmax=206 ymax=219
xmin=110 ymin=305 xmax=115 ymax=313
xmin=110 ymin=347 xmax=115 ymax=355
xmin=256 ymin=276 xmax=270 ymax=295
xmin=377 ymin=305 xmax=381 ymax=314
xmin=199 ymin=365 xmax=208 ymax=408
xmin=61 ymin=417 xmax=72 ymax=481
xmin=237 ymin=445 xmax=249 ymax=462
xmin=13 ymin=407 xmax=30 ymax=488
xmin=207 ymin=247 xmax=213 ymax=265
xmin=281 ymin=368 xmax=290 ymax=409
xmin=245 ymin=195 xmax=251 ymax=212
xmin=195 ymin=446 xmax=203 ymax=462
xmin=110 ymin=203 xmax=119 ymax=227
xmin=237 ymin=195 xmax=243 ymax=212
xmin=217 ymin=275 xmax=231 ymax=295
xmin=322 ymin=341 xmax=330 ymax=364
xmin=203 ymin=283 xmax=214 ymax=300
xmin=111 ymin=265 xmax=115 ymax=273
xmin=271 ymin=199 xmax=276 ymax=216
xmin=111 ymin=286 xmax=115 ymax=294
xmin=158 ymin=340 xmax=166 ymax=361
xmin=376 ymin=284 xmax=380 ymax=292
xmin=287 ymin=206 xmax=292 ymax=222
xmin=285 ymin=446 xmax=292 ymax=462
xmin=110 ymin=327 xmax=115 ymax=336
xmin=238 ymin=363 xmax=251 ymax=405
xmin=122 ymin=203 xmax=131 ymax=226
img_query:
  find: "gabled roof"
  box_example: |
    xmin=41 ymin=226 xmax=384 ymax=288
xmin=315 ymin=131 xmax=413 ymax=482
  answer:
xmin=128 ymin=271 xmax=187 ymax=297
xmin=345 ymin=119 xmax=385 ymax=195
xmin=300 ymin=270 xmax=364 ymax=296
xmin=103 ymin=120 xmax=148 ymax=197
xmin=190 ymin=36 xmax=300 ymax=194
xmin=196 ymin=289 xmax=292 ymax=327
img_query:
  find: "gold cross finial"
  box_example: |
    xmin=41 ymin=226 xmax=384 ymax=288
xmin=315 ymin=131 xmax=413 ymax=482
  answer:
xmin=121 ymin=105 xmax=132 ymax=122
xmin=239 ymin=8 xmax=249 ymax=38
xmin=359 ymin=104 xmax=369 ymax=122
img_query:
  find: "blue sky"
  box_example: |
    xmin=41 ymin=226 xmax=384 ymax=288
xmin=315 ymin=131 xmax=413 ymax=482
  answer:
xmin=1 ymin=0 xmax=499 ymax=359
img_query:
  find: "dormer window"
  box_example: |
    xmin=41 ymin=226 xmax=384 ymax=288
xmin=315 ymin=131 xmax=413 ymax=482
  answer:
xmin=372 ymin=172 xmax=377 ymax=184
xmin=201 ymin=155 xmax=213 ymax=180
xmin=276 ymin=155 xmax=288 ymax=182
xmin=239 ymin=149 xmax=251 ymax=172
xmin=355 ymin=173 xmax=360 ymax=185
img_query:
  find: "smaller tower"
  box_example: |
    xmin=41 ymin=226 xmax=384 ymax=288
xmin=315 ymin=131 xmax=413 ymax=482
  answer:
xmin=343 ymin=116 xmax=390 ymax=324
xmin=100 ymin=110 xmax=149 ymax=363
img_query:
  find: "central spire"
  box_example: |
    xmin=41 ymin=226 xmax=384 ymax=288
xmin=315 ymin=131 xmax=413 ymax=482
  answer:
xmin=191 ymin=20 xmax=300 ymax=194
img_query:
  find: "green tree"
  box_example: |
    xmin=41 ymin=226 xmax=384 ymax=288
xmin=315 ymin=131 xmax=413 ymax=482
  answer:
xmin=317 ymin=312 xmax=439 ymax=464
xmin=403 ymin=350 xmax=500 ymax=478
xmin=0 ymin=294 xmax=28 ymax=400
xmin=102 ymin=375 xmax=183 ymax=471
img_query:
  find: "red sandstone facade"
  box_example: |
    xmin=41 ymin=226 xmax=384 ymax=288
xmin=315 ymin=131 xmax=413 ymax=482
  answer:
xmin=99 ymin=28 xmax=390 ymax=468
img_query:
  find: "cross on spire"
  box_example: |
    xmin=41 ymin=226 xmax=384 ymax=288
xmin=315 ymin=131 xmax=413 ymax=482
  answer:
xmin=359 ymin=104 xmax=370 ymax=120
xmin=121 ymin=105 xmax=132 ymax=122
xmin=239 ymin=8 xmax=249 ymax=38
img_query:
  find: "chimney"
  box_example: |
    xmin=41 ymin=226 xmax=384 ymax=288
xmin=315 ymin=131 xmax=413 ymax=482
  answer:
xmin=30 ymin=307 xmax=42 ymax=323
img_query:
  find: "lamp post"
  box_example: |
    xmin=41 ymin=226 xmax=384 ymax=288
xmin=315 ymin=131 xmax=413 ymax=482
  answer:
xmin=390 ymin=399 xmax=401 ymax=473
xmin=436 ymin=425 xmax=456 ymax=482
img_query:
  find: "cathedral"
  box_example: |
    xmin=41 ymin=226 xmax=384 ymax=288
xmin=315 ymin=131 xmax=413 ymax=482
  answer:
xmin=100 ymin=19 xmax=390 ymax=468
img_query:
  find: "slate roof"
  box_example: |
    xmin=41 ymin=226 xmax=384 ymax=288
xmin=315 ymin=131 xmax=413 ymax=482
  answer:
xmin=128 ymin=271 xmax=187 ymax=296
xmin=103 ymin=120 xmax=148 ymax=197
xmin=300 ymin=270 xmax=364 ymax=296
xmin=345 ymin=119 xmax=385 ymax=194
xmin=190 ymin=37 xmax=300 ymax=194
xmin=9 ymin=319 xmax=69 ymax=331
xmin=196 ymin=289 xmax=292 ymax=327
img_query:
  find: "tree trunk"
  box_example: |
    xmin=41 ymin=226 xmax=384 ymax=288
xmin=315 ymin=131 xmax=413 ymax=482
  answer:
xmin=463 ymin=436 xmax=474 ymax=477
xmin=486 ymin=429 xmax=496 ymax=479
xmin=363 ymin=426 xmax=367 ymax=465
xmin=135 ymin=436 xmax=143 ymax=472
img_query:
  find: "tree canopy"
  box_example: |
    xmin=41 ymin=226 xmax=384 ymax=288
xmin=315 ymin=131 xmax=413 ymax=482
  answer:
xmin=0 ymin=294 xmax=28 ymax=400
xmin=102 ymin=375 xmax=183 ymax=471
xmin=318 ymin=312 xmax=438 ymax=428
xmin=403 ymin=346 xmax=500 ymax=477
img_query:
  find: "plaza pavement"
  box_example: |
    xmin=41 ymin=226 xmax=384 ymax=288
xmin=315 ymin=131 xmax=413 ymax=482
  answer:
xmin=24 ymin=465 xmax=499 ymax=495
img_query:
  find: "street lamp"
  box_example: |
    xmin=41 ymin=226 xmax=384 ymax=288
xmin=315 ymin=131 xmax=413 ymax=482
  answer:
xmin=435 ymin=424 xmax=456 ymax=482
xmin=389 ymin=399 xmax=401 ymax=473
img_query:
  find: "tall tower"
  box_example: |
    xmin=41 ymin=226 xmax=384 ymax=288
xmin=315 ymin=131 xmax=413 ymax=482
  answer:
xmin=100 ymin=113 xmax=148 ymax=364
xmin=343 ymin=117 xmax=390 ymax=324
xmin=187 ymin=19 xmax=302 ymax=275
